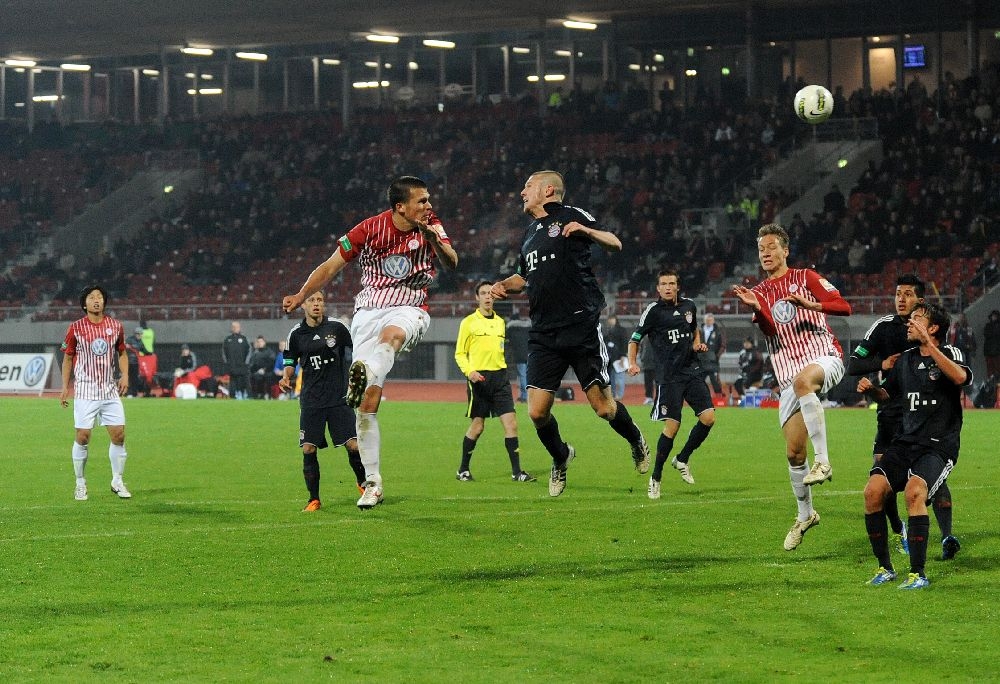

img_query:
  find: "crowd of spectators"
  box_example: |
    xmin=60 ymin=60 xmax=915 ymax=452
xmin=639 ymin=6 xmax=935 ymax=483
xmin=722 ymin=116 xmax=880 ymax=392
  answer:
xmin=2 ymin=64 xmax=1000 ymax=319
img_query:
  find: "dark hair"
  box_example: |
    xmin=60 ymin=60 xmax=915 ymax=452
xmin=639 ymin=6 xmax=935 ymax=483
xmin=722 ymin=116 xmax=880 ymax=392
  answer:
xmin=657 ymin=269 xmax=679 ymax=281
xmin=387 ymin=176 xmax=428 ymax=207
xmin=475 ymin=280 xmax=493 ymax=294
xmin=758 ymin=223 xmax=790 ymax=248
xmin=896 ymin=273 xmax=925 ymax=299
xmin=79 ymin=285 xmax=108 ymax=311
xmin=912 ymin=302 xmax=950 ymax=343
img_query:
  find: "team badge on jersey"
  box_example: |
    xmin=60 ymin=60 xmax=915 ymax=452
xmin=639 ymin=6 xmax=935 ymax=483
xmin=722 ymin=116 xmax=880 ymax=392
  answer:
xmin=325 ymin=336 xmax=337 ymax=348
xmin=771 ymin=300 xmax=797 ymax=324
xmin=928 ymin=367 xmax=941 ymax=381
xmin=91 ymin=338 xmax=110 ymax=356
xmin=382 ymin=254 xmax=412 ymax=279
xmin=547 ymin=223 xmax=561 ymax=238
xmin=407 ymin=238 xmax=420 ymax=250
xmin=788 ymin=284 xmax=799 ymax=294
xmin=685 ymin=311 xmax=693 ymax=324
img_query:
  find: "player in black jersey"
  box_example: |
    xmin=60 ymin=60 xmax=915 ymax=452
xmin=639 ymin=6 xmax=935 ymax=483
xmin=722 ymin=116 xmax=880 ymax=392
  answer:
xmin=626 ymin=270 xmax=716 ymax=497
xmin=849 ymin=275 xmax=959 ymax=559
xmin=279 ymin=292 xmax=365 ymax=511
xmin=858 ymin=303 xmax=971 ymax=589
xmin=491 ymin=170 xmax=650 ymax=497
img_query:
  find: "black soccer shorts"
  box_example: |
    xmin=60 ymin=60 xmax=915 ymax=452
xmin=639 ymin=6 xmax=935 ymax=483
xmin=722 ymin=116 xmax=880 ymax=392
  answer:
xmin=651 ymin=375 xmax=714 ymax=422
xmin=466 ymin=369 xmax=516 ymax=419
xmin=526 ymin=322 xmax=609 ymax=393
xmin=871 ymin=443 xmax=954 ymax=501
xmin=299 ymin=404 xmax=357 ymax=449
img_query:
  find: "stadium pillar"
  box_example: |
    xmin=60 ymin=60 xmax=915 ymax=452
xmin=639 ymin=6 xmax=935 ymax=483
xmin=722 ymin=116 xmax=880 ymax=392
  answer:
xmin=340 ymin=53 xmax=351 ymax=129
xmin=192 ymin=68 xmax=200 ymax=119
xmin=745 ymin=2 xmax=758 ymax=100
xmin=861 ymin=37 xmax=871 ymax=95
xmin=501 ymin=45 xmax=510 ymax=100
xmin=83 ymin=72 xmax=91 ymax=120
xmin=602 ymin=39 xmax=610 ymax=83
xmin=252 ymin=62 xmax=260 ymax=115
xmin=56 ymin=70 xmax=64 ymax=124
xmin=825 ymin=35 xmax=833 ymax=92
xmin=788 ymin=40 xmax=797 ymax=85
xmin=312 ymin=56 xmax=320 ymax=110
xmin=471 ymin=49 xmax=477 ymax=102
xmin=407 ymin=49 xmax=415 ymax=88
xmin=966 ymin=16 xmax=980 ymax=79
xmin=0 ymin=66 xmax=5 ymax=120
xmin=935 ymin=29 xmax=944 ymax=108
xmin=132 ymin=68 xmax=140 ymax=124
xmin=438 ymin=51 xmax=446 ymax=105
xmin=26 ymin=68 xmax=35 ymax=134
xmin=158 ymin=49 xmax=168 ymax=123
xmin=568 ymin=42 xmax=576 ymax=89
xmin=282 ymin=60 xmax=290 ymax=112
xmin=536 ymin=38 xmax=547 ymax=118
xmin=895 ymin=33 xmax=904 ymax=95
xmin=223 ymin=55 xmax=231 ymax=114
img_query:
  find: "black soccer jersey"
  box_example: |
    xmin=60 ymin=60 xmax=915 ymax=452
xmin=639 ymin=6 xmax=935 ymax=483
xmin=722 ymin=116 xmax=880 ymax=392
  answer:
xmin=631 ymin=297 xmax=701 ymax=384
xmin=881 ymin=344 xmax=972 ymax=461
xmin=849 ymin=313 xmax=909 ymax=419
xmin=285 ymin=317 xmax=352 ymax=409
xmin=516 ymin=201 xmax=607 ymax=332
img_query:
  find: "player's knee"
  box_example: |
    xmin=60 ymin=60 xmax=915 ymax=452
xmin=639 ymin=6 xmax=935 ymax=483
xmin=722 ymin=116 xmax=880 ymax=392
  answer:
xmin=863 ymin=479 xmax=887 ymax=512
xmin=75 ymin=430 xmax=92 ymax=446
xmin=904 ymin=482 xmax=927 ymax=509
xmin=700 ymin=411 xmax=716 ymax=427
xmin=786 ymin=452 xmax=806 ymax=466
xmin=594 ymin=403 xmax=615 ymax=421
xmin=108 ymin=427 xmax=125 ymax=445
xmin=933 ymin=495 xmax=952 ymax=508
xmin=302 ymin=444 xmax=317 ymax=455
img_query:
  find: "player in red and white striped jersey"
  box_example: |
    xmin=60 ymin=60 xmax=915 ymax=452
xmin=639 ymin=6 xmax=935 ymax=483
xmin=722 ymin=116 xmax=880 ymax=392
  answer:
xmin=59 ymin=285 xmax=133 ymax=501
xmin=733 ymin=224 xmax=852 ymax=550
xmin=282 ymin=176 xmax=458 ymax=510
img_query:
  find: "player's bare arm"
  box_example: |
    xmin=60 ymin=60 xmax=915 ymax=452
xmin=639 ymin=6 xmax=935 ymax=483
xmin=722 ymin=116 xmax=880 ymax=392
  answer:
xmin=283 ymin=251 xmax=348 ymax=312
xmin=117 ymin=349 xmax=129 ymax=396
xmin=562 ymin=221 xmax=622 ymax=252
xmin=417 ymin=221 xmax=458 ymax=269
xmin=731 ymin=285 xmax=761 ymax=311
xmin=278 ymin=368 xmax=295 ymax=393
xmin=626 ymin=340 xmax=641 ymax=376
xmin=491 ymin=274 xmax=526 ymax=300
xmin=910 ymin=317 xmax=969 ymax=385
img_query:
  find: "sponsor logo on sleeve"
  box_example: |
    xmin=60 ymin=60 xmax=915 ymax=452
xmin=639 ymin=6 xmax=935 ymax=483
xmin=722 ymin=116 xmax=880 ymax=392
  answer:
xmin=818 ymin=278 xmax=836 ymax=291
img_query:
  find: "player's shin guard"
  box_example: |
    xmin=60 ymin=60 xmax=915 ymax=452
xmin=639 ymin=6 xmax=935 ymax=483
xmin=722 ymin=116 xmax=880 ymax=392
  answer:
xmin=799 ymin=393 xmax=829 ymax=466
xmin=932 ymin=483 xmax=953 ymax=537
xmin=907 ymin=515 xmax=930 ymax=576
xmin=652 ymin=434 xmax=675 ymax=481
xmin=303 ymin=451 xmax=320 ymax=500
xmin=535 ymin=416 xmax=568 ymax=465
xmin=109 ymin=444 xmax=126 ymax=480
xmin=608 ymin=401 xmax=641 ymax=443
xmin=865 ymin=511 xmax=894 ymax=571
xmin=72 ymin=442 xmax=88 ymax=480
xmin=789 ymin=463 xmax=813 ymax=519
xmin=356 ymin=412 xmax=381 ymax=484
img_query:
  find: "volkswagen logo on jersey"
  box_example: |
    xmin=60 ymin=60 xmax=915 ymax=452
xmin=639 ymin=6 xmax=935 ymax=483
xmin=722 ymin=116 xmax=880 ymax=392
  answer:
xmin=382 ymin=254 xmax=412 ymax=279
xmin=91 ymin=338 xmax=110 ymax=356
xmin=547 ymin=223 xmax=562 ymax=238
xmin=771 ymin=300 xmax=797 ymax=325
xmin=23 ymin=356 xmax=47 ymax=387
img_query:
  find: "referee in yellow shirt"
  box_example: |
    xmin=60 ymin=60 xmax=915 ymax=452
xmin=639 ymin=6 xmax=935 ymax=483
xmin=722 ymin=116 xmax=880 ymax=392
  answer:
xmin=454 ymin=281 xmax=535 ymax=482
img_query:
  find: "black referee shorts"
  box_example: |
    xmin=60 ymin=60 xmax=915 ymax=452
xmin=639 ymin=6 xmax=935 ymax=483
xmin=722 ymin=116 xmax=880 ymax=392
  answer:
xmin=299 ymin=404 xmax=357 ymax=449
xmin=527 ymin=322 xmax=609 ymax=393
xmin=466 ymin=369 xmax=516 ymax=419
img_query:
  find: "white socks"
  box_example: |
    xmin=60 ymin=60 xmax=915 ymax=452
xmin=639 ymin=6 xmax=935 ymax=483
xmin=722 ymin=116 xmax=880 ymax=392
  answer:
xmin=356 ymin=412 xmax=381 ymax=485
xmin=109 ymin=444 xmax=127 ymax=481
xmin=789 ymin=463 xmax=813 ymax=521
xmin=72 ymin=442 xmax=88 ymax=483
xmin=799 ymin=393 xmax=829 ymax=466
xmin=365 ymin=342 xmax=396 ymax=385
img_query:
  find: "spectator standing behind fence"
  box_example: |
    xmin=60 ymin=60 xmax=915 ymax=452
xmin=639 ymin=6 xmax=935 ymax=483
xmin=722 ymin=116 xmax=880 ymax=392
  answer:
xmin=124 ymin=326 xmax=149 ymax=397
xmin=506 ymin=309 xmax=529 ymax=403
xmin=733 ymin=337 xmax=764 ymax=397
xmin=139 ymin=319 xmax=155 ymax=354
xmin=698 ymin=312 xmax=725 ymax=395
xmin=948 ymin=313 xmax=976 ymax=365
xmin=249 ymin=336 xmax=277 ymax=399
xmin=984 ymin=310 xmax=1000 ymax=379
xmin=604 ymin=315 xmax=630 ymax=401
xmin=222 ymin=321 xmax=251 ymax=400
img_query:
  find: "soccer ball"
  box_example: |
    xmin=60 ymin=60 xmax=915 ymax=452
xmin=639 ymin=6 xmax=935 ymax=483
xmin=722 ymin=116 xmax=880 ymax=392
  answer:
xmin=794 ymin=85 xmax=834 ymax=124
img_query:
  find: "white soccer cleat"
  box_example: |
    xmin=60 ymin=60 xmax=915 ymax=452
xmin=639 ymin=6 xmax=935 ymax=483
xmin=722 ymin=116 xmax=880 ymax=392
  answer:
xmin=803 ymin=462 xmax=832 ymax=486
xmin=631 ymin=434 xmax=650 ymax=474
xmin=548 ymin=444 xmax=575 ymax=497
xmin=111 ymin=480 xmax=132 ymax=499
xmin=74 ymin=483 xmax=88 ymax=501
xmin=671 ymin=456 xmax=695 ymax=484
xmin=357 ymin=481 xmax=384 ymax=510
xmin=783 ymin=511 xmax=821 ymax=551
xmin=647 ymin=477 xmax=661 ymax=500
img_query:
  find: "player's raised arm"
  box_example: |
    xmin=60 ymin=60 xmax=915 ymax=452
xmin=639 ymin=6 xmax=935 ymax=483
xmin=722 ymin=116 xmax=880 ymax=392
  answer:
xmin=283 ymin=250 xmax=348 ymax=313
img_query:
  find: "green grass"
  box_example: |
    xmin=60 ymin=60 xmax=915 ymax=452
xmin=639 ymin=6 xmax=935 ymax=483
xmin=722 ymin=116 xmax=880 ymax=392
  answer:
xmin=0 ymin=397 xmax=996 ymax=682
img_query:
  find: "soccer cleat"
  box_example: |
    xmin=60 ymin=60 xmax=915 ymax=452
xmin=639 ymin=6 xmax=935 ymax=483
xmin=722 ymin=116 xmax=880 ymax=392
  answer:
xmin=898 ymin=573 xmax=930 ymax=590
xmin=302 ymin=499 xmax=321 ymax=512
xmin=111 ymin=480 xmax=132 ymax=499
xmin=867 ymin=567 xmax=897 ymax=586
xmin=512 ymin=471 xmax=536 ymax=482
xmin=356 ymin=483 xmax=366 ymax=495
xmin=548 ymin=443 xmax=575 ymax=497
xmin=74 ymin=483 xmax=88 ymax=501
xmin=631 ymin=434 xmax=651 ymax=474
xmin=456 ymin=470 xmax=474 ymax=482
xmin=783 ymin=510 xmax=821 ymax=551
xmin=942 ymin=535 xmax=961 ymax=560
xmin=357 ymin=481 xmax=383 ymax=509
xmin=803 ymin=461 xmax=833 ymax=486
xmin=891 ymin=522 xmax=909 ymax=555
xmin=647 ymin=477 xmax=661 ymax=500
xmin=345 ymin=360 xmax=368 ymax=408
xmin=670 ymin=456 xmax=695 ymax=484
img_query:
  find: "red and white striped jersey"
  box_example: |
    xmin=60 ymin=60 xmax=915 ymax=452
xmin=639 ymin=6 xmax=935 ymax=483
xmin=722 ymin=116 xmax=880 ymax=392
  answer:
xmin=749 ymin=268 xmax=851 ymax=390
xmin=61 ymin=316 xmax=126 ymax=400
xmin=337 ymin=210 xmax=451 ymax=311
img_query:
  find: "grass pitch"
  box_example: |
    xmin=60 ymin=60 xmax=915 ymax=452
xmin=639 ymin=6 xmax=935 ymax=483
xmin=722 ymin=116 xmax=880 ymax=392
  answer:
xmin=0 ymin=397 xmax=996 ymax=682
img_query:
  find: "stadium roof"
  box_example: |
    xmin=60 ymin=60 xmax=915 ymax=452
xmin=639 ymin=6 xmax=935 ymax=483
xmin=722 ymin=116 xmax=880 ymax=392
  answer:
xmin=5 ymin=0 xmax=997 ymax=62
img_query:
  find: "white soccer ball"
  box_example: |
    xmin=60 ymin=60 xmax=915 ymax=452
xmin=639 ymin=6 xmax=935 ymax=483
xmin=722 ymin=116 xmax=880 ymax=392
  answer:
xmin=794 ymin=85 xmax=834 ymax=124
